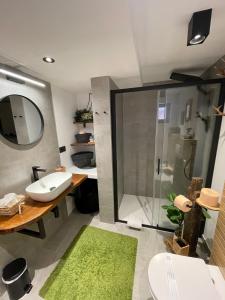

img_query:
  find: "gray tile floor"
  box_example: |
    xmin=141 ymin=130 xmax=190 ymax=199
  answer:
xmin=2 ymin=210 xmax=170 ymax=300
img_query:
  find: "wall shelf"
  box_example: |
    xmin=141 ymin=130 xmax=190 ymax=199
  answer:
xmin=73 ymin=122 xmax=93 ymax=125
xmin=71 ymin=142 xmax=95 ymax=146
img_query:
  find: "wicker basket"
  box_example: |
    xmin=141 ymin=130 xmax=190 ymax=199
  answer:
xmin=0 ymin=195 xmax=26 ymax=216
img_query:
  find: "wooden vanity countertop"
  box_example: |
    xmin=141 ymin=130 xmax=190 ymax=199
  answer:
xmin=0 ymin=174 xmax=87 ymax=234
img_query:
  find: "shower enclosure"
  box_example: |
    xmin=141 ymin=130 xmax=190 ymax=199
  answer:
xmin=111 ymin=79 xmax=225 ymax=230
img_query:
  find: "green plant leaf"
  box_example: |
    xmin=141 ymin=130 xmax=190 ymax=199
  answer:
xmin=171 ymin=192 xmax=177 ymax=199
xmin=167 ymin=193 xmax=176 ymax=202
xmin=162 ymin=192 xmax=184 ymax=226
xmin=170 ymin=215 xmax=179 ymax=222
xmin=161 ymin=205 xmax=170 ymax=210
xmin=202 ymin=208 xmax=211 ymax=219
xmin=167 ymin=214 xmax=179 ymax=224
xmin=167 ymin=206 xmax=180 ymax=215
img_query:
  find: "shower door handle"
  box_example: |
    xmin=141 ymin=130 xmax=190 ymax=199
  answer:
xmin=157 ymin=158 xmax=161 ymax=175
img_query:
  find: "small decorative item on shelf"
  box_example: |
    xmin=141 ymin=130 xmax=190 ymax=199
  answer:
xmin=74 ymin=93 xmax=93 ymax=127
xmin=89 ymin=134 xmax=94 ymax=143
xmin=0 ymin=193 xmax=26 ymax=216
xmin=55 ymin=166 xmax=66 ymax=172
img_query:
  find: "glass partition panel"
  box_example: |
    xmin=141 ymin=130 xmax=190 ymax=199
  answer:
xmin=112 ymin=82 xmax=222 ymax=230
xmin=156 ymin=84 xmax=221 ymax=229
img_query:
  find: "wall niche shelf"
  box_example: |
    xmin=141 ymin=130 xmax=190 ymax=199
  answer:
xmin=71 ymin=142 xmax=95 ymax=147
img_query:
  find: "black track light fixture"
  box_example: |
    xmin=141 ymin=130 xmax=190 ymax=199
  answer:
xmin=170 ymin=72 xmax=203 ymax=82
xmin=187 ymin=9 xmax=212 ymax=46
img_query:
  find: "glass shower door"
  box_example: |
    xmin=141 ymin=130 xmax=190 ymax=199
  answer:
xmin=115 ymin=89 xmax=158 ymax=227
xmin=155 ymin=84 xmax=221 ymax=229
xmin=152 ymin=90 xmax=167 ymax=227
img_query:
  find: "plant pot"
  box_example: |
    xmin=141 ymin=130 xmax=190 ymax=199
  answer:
xmin=174 ymin=227 xmax=182 ymax=239
xmin=75 ymin=133 xmax=91 ymax=143
xmin=71 ymin=151 xmax=93 ymax=168
xmin=172 ymin=237 xmax=189 ymax=256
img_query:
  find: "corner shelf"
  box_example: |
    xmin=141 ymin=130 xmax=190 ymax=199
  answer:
xmin=71 ymin=142 xmax=95 ymax=146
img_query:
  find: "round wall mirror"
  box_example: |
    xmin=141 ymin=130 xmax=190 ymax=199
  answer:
xmin=0 ymin=95 xmax=44 ymax=146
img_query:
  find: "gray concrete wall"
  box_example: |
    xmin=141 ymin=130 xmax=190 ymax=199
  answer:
xmin=122 ymin=90 xmax=157 ymax=197
xmin=0 ymin=69 xmax=62 ymax=296
xmin=0 ymin=74 xmax=60 ymax=196
xmin=91 ymin=76 xmax=118 ymax=223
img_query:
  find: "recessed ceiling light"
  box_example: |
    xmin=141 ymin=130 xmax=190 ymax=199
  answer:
xmin=43 ymin=57 xmax=55 ymax=63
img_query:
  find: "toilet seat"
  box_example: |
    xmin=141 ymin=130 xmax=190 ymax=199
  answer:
xmin=148 ymin=253 xmax=224 ymax=300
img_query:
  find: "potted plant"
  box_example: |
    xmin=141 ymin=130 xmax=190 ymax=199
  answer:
xmin=162 ymin=193 xmax=211 ymax=256
xmin=162 ymin=193 xmax=184 ymax=238
xmin=74 ymin=109 xmax=93 ymax=126
xmin=74 ymin=93 xmax=93 ymax=127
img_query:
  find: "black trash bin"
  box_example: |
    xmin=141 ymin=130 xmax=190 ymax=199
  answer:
xmin=2 ymin=258 xmax=32 ymax=300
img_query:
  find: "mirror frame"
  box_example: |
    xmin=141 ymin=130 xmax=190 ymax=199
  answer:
xmin=0 ymin=94 xmax=44 ymax=149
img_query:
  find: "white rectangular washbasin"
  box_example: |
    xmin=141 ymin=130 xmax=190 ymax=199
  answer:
xmin=26 ymin=172 xmax=72 ymax=202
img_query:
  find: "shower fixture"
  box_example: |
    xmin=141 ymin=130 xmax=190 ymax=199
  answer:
xmin=196 ymin=111 xmax=210 ymax=132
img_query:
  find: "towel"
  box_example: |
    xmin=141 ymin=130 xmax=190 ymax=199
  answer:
xmin=0 ymin=193 xmax=19 ymax=208
xmin=127 ymin=213 xmax=142 ymax=230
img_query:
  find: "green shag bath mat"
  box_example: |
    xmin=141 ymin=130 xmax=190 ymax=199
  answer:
xmin=39 ymin=226 xmax=137 ymax=300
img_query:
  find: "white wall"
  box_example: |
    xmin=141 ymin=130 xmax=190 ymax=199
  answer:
xmin=49 ymin=86 xmax=93 ymax=217
xmin=51 ymin=86 xmax=77 ymax=169
xmin=76 ymin=92 xmax=90 ymax=110
xmin=51 ymin=89 xmax=95 ymax=171
xmin=204 ymin=106 xmax=225 ymax=249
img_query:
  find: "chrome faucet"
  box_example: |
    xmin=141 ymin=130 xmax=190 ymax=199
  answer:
xmin=32 ymin=166 xmax=46 ymax=181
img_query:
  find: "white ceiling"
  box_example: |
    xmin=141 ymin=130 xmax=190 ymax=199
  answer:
xmin=130 ymin=0 xmax=225 ymax=84
xmin=0 ymin=0 xmax=224 ymax=93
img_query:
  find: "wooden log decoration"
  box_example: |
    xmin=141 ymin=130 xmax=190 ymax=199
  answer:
xmin=212 ymin=105 xmax=225 ymax=117
xmin=183 ymin=177 xmax=203 ymax=257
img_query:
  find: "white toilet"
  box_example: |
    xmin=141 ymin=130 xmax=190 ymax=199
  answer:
xmin=148 ymin=253 xmax=225 ymax=300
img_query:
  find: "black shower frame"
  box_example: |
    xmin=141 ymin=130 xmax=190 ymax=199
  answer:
xmin=111 ymin=78 xmax=225 ymax=232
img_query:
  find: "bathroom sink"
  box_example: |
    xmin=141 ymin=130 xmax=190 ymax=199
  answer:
xmin=26 ymin=172 xmax=72 ymax=202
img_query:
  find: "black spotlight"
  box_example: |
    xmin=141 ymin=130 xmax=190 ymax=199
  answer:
xmin=187 ymin=9 xmax=212 ymax=46
xmin=170 ymin=72 xmax=203 ymax=82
